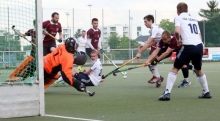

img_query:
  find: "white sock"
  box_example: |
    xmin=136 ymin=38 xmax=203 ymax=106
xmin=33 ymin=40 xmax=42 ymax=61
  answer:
xmin=56 ymin=76 xmax=63 ymax=83
xmin=149 ymin=65 xmax=160 ymax=78
xmin=197 ymin=74 xmax=209 ymax=93
xmin=165 ymin=72 xmax=177 ymax=94
xmin=184 ymin=78 xmax=189 ymax=82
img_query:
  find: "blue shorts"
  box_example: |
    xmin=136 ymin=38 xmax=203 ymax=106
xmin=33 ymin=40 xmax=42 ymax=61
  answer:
xmin=174 ymin=43 xmax=203 ymax=70
xmin=74 ymin=72 xmax=94 ymax=86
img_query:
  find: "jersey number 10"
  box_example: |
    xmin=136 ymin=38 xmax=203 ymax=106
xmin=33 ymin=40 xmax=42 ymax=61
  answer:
xmin=188 ymin=24 xmax=198 ymax=34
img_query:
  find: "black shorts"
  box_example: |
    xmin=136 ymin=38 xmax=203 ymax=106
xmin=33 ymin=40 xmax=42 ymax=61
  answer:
xmin=174 ymin=43 xmax=203 ymax=70
xmin=157 ymin=48 xmax=172 ymax=59
xmin=74 ymin=72 xmax=94 ymax=86
xmin=86 ymin=48 xmax=100 ymax=58
xmin=43 ymin=41 xmax=56 ymax=56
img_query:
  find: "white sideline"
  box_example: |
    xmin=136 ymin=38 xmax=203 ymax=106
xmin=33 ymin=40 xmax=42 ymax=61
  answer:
xmin=45 ymin=114 xmax=103 ymax=121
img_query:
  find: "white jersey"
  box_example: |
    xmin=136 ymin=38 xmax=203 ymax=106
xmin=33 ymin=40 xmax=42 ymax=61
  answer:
xmin=89 ymin=59 xmax=102 ymax=86
xmin=174 ymin=12 xmax=201 ymax=45
xmin=150 ymin=23 xmax=164 ymax=43
xmin=76 ymin=36 xmax=87 ymax=53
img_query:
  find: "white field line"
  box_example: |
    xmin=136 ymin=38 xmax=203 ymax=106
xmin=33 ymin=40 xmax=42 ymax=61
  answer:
xmin=45 ymin=114 xmax=103 ymax=121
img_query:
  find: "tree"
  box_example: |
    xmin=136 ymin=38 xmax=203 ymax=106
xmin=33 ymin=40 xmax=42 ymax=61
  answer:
xmin=107 ymin=33 xmax=145 ymax=60
xmin=107 ymin=33 xmax=139 ymax=49
xmin=198 ymin=14 xmax=220 ymax=47
xmin=159 ymin=19 xmax=174 ymax=34
xmin=74 ymin=29 xmax=82 ymax=38
xmin=199 ymin=0 xmax=220 ymax=19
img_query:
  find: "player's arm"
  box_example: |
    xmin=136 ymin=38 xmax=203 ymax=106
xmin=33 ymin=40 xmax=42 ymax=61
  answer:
xmin=60 ymin=55 xmax=74 ymax=86
xmin=174 ymin=17 xmax=181 ymax=42
xmin=25 ymin=29 xmax=31 ymax=36
xmin=136 ymin=37 xmax=154 ymax=58
xmin=57 ymin=24 xmax=63 ymax=42
xmin=84 ymin=69 xmax=92 ymax=75
xmin=42 ymin=21 xmax=48 ymax=35
xmin=157 ymin=48 xmax=173 ymax=61
xmin=98 ymin=31 xmax=102 ymax=50
xmin=86 ymin=30 xmax=95 ymax=50
xmin=84 ymin=62 xmax=97 ymax=75
xmin=144 ymin=47 xmax=161 ymax=65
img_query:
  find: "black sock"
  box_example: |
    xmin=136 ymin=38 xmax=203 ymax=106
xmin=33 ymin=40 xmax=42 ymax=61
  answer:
xmin=181 ymin=67 xmax=189 ymax=78
xmin=188 ymin=65 xmax=193 ymax=70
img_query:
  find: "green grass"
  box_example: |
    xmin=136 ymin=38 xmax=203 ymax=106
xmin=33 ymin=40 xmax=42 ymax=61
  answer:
xmin=1 ymin=62 xmax=220 ymax=121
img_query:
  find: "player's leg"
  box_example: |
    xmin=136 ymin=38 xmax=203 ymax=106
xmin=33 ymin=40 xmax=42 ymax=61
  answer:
xmin=154 ymin=48 xmax=172 ymax=88
xmin=159 ymin=46 xmax=191 ymax=101
xmin=43 ymin=45 xmax=50 ymax=56
xmin=74 ymin=72 xmax=95 ymax=86
xmin=86 ymin=48 xmax=93 ymax=58
xmin=192 ymin=43 xmax=212 ymax=98
xmin=29 ymin=50 xmax=36 ymax=78
xmin=178 ymin=64 xmax=191 ymax=88
xmin=44 ymin=69 xmax=60 ymax=89
xmin=49 ymin=41 xmax=56 ymax=52
xmin=147 ymin=43 xmax=162 ymax=84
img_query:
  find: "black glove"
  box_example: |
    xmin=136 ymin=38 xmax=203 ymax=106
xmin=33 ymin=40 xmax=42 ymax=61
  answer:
xmin=58 ymin=38 xmax=62 ymax=43
xmin=100 ymin=49 xmax=105 ymax=53
xmin=151 ymin=59 xmax=159 ymax=65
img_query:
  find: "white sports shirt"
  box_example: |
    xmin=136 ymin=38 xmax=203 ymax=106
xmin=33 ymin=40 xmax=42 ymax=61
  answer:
xmin=174 ymin=12 xmax=201 ymax=45
xmin=76 ymin=36 xmax=87 ymax=53
xmin=89 ymin=59 xmax=102 ymax=86
xmin=150 ymin=23 xmax=164 ymax=43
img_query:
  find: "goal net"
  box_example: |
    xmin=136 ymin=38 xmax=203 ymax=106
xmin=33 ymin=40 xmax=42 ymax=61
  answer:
xmin=0 ymin=0 xmax=44 ymax=118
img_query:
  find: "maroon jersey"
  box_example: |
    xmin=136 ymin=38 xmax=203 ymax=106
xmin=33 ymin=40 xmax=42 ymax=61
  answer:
xmin=43 ymin=20 xmax=62 ymax=45
xmin=25 ymin=29 xmax=36 ymax=43
xmin=158 ymin=36 xmax=180 ymax=51
xmin=25 ymin=29 xmax=36 ymax=51
xmin=87 ymin=28 xmax=101 ymax=49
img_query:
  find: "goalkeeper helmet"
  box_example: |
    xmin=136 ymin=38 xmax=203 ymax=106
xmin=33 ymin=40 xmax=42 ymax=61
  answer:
xmin=65 ymin=37 xmax=78 ymax=54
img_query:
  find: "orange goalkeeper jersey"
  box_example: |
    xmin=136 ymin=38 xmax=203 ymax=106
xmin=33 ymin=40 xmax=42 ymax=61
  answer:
xmin=44 ymin=44 xmax=74 ymax=85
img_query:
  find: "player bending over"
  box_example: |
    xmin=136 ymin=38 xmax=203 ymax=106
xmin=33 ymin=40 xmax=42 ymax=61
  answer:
xmin=136 ymin=15 xmax=164 ymax=85
xmin=158 ymin=2 xmax=212 ymax=101
xmin=144 ymin=31 xmax=193 ymax=88
xmin=21 ymin=20 xmax=37 ymax=80
xmin=44 ymin=37 xmax=86 ymax=93
xmin=73 ymin=50 xmax=102 ymax=86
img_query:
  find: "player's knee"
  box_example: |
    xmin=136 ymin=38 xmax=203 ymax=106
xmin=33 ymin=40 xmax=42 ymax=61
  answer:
xmin=50 ymin=47 xmax=56 ymax=52
xmin=171 ymin=67 xmax=179 ymax=73
xmin=181 ymin=65 xmax=187 ymax=68
xmin=73 ymin=78 xmax=86 ymax=92
xmin=194 ymin=69 xmax=203 ymax=76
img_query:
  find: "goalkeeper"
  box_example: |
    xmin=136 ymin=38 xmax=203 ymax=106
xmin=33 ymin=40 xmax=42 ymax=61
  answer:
xmin=44 ymin=37 xmax=86 ymax=93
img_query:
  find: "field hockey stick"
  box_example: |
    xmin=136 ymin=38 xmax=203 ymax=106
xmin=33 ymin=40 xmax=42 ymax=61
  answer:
xmin=113 ymin=64 xmax=146 ymax=75
xmin=102 ymin=52 xmax=126 ymax=76
xmin=0 ymin=56 xmax=8 ymax=68
xmin=43 ymin=29 xmax=60 ymax=42
xmin=12 ymin=25 xmax=36 ymax=46
xmin=101 ymin=57 xmax=137 ymax=79
xmin=85 ymin=89 xmax=95 ymax=97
